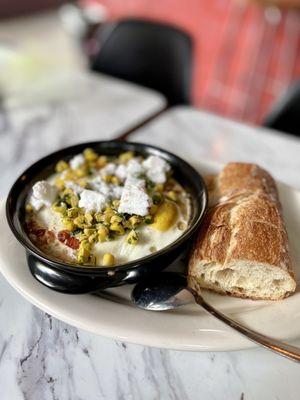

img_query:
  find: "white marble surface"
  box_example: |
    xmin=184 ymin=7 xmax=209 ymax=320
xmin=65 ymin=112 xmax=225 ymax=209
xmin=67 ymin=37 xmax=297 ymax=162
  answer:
xmin=1 ymin=104 xmax=300 ymax=399
xmin=0 ymin=71 xmax=165 ymax=197
xmin=131 ymin=106 xmax=300 ymax=190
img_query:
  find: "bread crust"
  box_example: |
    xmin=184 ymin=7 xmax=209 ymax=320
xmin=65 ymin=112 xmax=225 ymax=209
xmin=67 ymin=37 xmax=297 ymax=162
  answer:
xmin=219 ymin=162 xmax=279 ymax=201
xmin=188 ymin=162 xmax=296 ymax=300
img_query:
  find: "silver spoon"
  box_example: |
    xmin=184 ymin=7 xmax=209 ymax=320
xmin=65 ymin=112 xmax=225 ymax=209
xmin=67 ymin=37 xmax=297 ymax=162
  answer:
xmin=131 ymin=272 xmax=300 ymax=362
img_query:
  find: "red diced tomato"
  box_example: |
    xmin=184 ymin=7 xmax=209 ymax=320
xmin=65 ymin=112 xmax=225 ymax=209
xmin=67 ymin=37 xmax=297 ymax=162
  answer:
xmin=57 ymin=230 xmax=70 ymax=243
xmin=35 ymin=228 xmax=46 ymax=237
xmin=65 ymin=236 xmax=80 ymax=249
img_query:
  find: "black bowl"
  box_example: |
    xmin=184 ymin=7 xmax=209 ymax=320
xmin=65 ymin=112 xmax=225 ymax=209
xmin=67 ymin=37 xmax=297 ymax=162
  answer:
xmin=6 ymin=141 xmax=207 ymax=294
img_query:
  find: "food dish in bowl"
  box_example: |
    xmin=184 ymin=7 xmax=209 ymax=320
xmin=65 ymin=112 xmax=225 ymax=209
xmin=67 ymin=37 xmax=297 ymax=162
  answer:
xmin=6 ymin=141 xmax=207 ymax=293
xmin=25 ymin=148 xmax=191 ymax=267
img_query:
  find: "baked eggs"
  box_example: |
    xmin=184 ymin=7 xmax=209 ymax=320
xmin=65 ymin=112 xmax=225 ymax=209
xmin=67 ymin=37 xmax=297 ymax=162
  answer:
xmin=25 ymin=148 xmax=191 ymax=267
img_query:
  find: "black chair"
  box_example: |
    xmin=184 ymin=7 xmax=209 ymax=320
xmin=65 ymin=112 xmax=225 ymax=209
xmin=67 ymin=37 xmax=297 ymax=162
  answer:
xmin=91 ymin=19 xmax=193 ymax=106
xmin=264 ymin=80 xmax=300 ymax=136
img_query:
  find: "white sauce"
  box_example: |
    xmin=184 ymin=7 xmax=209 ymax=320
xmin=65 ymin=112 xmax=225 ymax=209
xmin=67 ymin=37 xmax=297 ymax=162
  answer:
xmin=93 ymin=221 xmax=185 ymax=264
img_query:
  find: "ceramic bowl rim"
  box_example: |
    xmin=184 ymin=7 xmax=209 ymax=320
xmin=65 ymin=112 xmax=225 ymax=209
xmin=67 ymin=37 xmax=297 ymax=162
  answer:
xmin=6 ymin=140 xmax=208 ymax=275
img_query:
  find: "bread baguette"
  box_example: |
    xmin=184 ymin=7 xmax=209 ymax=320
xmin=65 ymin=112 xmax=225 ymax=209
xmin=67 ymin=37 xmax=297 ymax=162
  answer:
xmin=189 ymin=163 xmax=296 ymax=300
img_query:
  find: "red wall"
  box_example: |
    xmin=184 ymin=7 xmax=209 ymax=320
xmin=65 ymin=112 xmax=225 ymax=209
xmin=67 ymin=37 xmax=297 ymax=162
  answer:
xmin=83 ymin=0 xmax=300 ymax=124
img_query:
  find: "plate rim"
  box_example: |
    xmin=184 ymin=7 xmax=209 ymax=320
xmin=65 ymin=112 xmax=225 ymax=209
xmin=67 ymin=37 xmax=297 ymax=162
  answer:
xmin=1 ymin=158 xmax=300 ymax=352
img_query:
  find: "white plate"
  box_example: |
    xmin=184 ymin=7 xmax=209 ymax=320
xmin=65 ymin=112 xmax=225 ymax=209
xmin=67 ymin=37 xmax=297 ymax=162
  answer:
xmin=1 ymin=160 xmax=300 ymax=351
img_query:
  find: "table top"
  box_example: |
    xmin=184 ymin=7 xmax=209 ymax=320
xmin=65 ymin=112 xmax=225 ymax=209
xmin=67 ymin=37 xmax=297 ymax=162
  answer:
xmin=131 ymin=106 xmax=300 ymax=190
xmin=1 ymin=104 xmax=300 ymax=400
xmin=0 ymin=71 xmax=165 ymax=197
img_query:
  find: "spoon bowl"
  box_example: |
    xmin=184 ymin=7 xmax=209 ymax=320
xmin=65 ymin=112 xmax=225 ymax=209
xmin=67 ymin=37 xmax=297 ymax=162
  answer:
xmin=131 ymin=272 xmax=193 ymax=310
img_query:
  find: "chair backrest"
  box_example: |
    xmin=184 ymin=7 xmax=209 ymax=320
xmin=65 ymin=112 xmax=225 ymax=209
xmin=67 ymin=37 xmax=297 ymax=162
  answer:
xmin=91 ymin=19 xmax=193 ymax=106
xmin=264 ymin=81 xmax=300 ymax=136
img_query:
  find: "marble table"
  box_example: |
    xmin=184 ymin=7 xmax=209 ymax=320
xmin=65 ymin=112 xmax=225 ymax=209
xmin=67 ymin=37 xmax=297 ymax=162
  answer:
xmin=1 ymin=104 xmax=300 ymax=400
xmin=0 ymin=71 xmax=165 ymax=197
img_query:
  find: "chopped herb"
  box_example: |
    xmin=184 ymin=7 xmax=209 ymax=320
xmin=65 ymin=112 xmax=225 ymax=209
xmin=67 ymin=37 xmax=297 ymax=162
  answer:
xmin=70 ymin=228 xmax=82 ymax=237
xmin=137 ymin=173 xmax=147 ymax=180
xmin=145 ymin=178 xmax=155 ymax=191
xmin=152 ymin=193 xmax=163 ymax=205
xmin=145 ymin=215 xmax=153 ymax=224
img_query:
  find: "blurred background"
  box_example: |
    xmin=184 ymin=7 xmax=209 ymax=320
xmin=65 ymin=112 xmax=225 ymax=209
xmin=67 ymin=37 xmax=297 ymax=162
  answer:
xmin=0 ymin=0 xmax=299 ymax=134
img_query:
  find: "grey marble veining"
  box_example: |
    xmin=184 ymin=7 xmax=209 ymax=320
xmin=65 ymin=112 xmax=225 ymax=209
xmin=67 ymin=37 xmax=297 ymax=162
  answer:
xmin=1 ymin=100 xmax=300 ymax=399
xmin=1 ymin=265 xmax=300 ymax=400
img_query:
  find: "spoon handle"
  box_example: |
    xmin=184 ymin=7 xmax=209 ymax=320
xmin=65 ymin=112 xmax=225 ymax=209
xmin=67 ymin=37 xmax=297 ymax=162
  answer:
xmin=191 ymin=290 xmax=300 ymax=362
